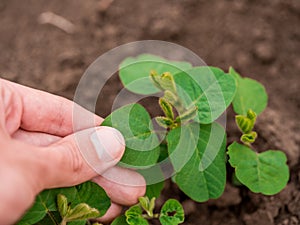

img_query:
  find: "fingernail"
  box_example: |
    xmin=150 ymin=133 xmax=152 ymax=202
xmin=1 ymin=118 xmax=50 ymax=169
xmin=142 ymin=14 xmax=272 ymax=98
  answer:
xmin=90 ymin=127 xmax=125 ymax=162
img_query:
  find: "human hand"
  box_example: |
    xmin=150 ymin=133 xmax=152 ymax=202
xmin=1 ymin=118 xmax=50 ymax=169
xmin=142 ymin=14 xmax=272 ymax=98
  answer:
xmin=0 ymin=78 xmax=145 ymax=224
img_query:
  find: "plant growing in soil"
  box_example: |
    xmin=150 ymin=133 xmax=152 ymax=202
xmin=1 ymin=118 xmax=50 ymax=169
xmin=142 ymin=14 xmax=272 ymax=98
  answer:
xmin=18 ymin=54 xmax=289 ymax=225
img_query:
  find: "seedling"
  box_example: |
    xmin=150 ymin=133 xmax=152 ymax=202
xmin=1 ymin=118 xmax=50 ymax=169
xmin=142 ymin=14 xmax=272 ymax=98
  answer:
xmin=111 ymin=197 xmax=184 ymax=225
xmin=18 ymin=55 xmax=289 ymax=225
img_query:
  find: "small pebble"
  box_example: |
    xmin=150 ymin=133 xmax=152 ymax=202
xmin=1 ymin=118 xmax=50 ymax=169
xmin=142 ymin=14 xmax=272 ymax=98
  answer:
xmin=253 ymin=41 xmax=276 ymax=63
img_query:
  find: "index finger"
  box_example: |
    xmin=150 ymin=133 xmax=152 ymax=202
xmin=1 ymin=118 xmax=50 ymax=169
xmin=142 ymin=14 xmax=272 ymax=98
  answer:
xmin=1 ymin=79 xmax=103 ymax=136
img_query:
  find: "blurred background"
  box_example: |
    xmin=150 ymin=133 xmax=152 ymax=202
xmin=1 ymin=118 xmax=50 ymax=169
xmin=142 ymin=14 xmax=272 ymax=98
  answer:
xmin=1 ymin=0 xmax=299 ymax=224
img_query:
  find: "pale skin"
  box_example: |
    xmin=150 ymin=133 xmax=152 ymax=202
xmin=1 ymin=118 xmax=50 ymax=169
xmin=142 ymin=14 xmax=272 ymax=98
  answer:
xmin=0 ymin=78 xmax=146 ymax=224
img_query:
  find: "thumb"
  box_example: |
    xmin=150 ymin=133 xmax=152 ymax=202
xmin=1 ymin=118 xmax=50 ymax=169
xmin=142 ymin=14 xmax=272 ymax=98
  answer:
xmin=41 ymin=126 xmax=125 ymax=189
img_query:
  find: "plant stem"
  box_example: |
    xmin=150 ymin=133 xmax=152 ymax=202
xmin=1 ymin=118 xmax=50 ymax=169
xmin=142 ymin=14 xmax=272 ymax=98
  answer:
xmin=142 ymin=213 xmax=160 ymax=219
xmin=46 ymin=210 xmax=59 ymax=225
xmin=60 ymin=218 xmax=67 ymax=225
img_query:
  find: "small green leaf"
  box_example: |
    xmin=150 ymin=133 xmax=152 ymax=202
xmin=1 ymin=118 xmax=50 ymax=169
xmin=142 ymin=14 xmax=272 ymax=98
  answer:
xmin=247 ymin=109 xmax=257 ymax=120
xmin=174 ymin=66 xmax=236 ymax=124
xmin=125 ymin=205 xmax=149 ymax=225
xmin=159 ymin=98 xmax=174 ymax=119
xmin=155 ymin=116 xmax=174 ymax=128
xmin=229 ymin=68 xmax=268 ymax=115
xmin=175 ymin=105 xmax=198 ymax=123
xmin=57 ymin=194 xmax=69 ymax=218
xmin=150 ymin=70 xmax=162 ymax=89
xmin=168 ymin=122 xmax=227 ymax=202
xmin=138 ymin=196 xmax=155 ymax=217
xmin=149 ymin=197 xmax=156 ymax=214
xmin=235 ymin=115 xmax=254 ymax=134
xmin=66 ymin=203 xmax=99 ymax=221
xmin=228 ymin=142 xmax=289 ymax=195
xmin=240 ymin=131 xmax=257 ymax=144
xmin=102 ymin=104 xmax=160 ymax=168
xmin=119 ymin=54 xmax=192 ymax=95
xmin=150 ymin=71 xmax=177 ymax=93
xmin=163 ymin=90 xmax=179 ymax=107
xmin=138 ymin=197 xmax=150 ymax=213
xmin=111 ymin=215 xmax=129 ymax=225
xmin=159 ymin=199 xmax=184 ymax=225
xmin=160 ymin=72 xmax=177 ymax=93
xmin=75 ymin=181 xmax=111 ymax=217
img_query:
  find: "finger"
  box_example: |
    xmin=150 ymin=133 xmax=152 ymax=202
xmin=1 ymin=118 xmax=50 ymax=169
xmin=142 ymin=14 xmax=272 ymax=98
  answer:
xmin=40 ymin=126 xmax=125 ymax=189
xmin=1 ymin=79 xmax=103 ymax=136
xmin=97 ymin=203 xmax=122 ymax=223
xmin=12 ymin=129 xmax=61 ymax=146
xmin=93 ymin=167 xmax=146 ymax=206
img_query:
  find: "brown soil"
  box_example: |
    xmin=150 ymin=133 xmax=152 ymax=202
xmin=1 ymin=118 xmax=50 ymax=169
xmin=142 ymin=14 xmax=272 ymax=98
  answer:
xmin=1 ymin=0 xmax=299 ymax=224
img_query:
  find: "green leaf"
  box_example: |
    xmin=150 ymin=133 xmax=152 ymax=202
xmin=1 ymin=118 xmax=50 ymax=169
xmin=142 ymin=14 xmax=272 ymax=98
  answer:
xmin=174 ymin=66 xmax=236 ymax=124
xmin=229 ymin=67 xmax=268 ymax=115
xmin=125 ymin=205 xmax=149 ymax=225
xmin=151 ymin=71 xmax=177 ymax=93
xmin=240 ymin=131 xmax=257 ymax=144
xmin=75 ymin=181 xmax=110 ymax=217
xmin=17 ymin=187 xmax=78 ymax=225
xmin=57 ymin=194 xmax=68 ymax=217
xmin=227 ymin=142 xmax=289 ymax=195
xmin=138 ymin=196 xmax=155 ymax=217
xmin=159 ymin=199 xmax=184 ymax=225
xmin=159 ymin=98 xmax=174 ymax=119
xmin=149 ymin=197 xmax=156 ymax=214
xmin=155 ymin=116 xmax=174 ymax=128
xmin=102 ymin=104 xmax=160 ymax=168
xmin=138 ymin=197 xmax=150 ymax=213
xmin=119 ymin=54 xmax=192 ymax=95
xmin=18 ymin=182 xmax=110 ymax=225
xmin=167 ymin=122 xmax=227 ymax=202
xmin=65 ymin=203 xmax=99 ymax=221
xmin=111 ymin=215 xmax=129 ymax=225
xmin=145 ymin=181 xmax=165 ymax=199
xmin=235 ymin=114 xmax=255 ymax=134
xmin=163 ymin=90 xmax=179 ymax=108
